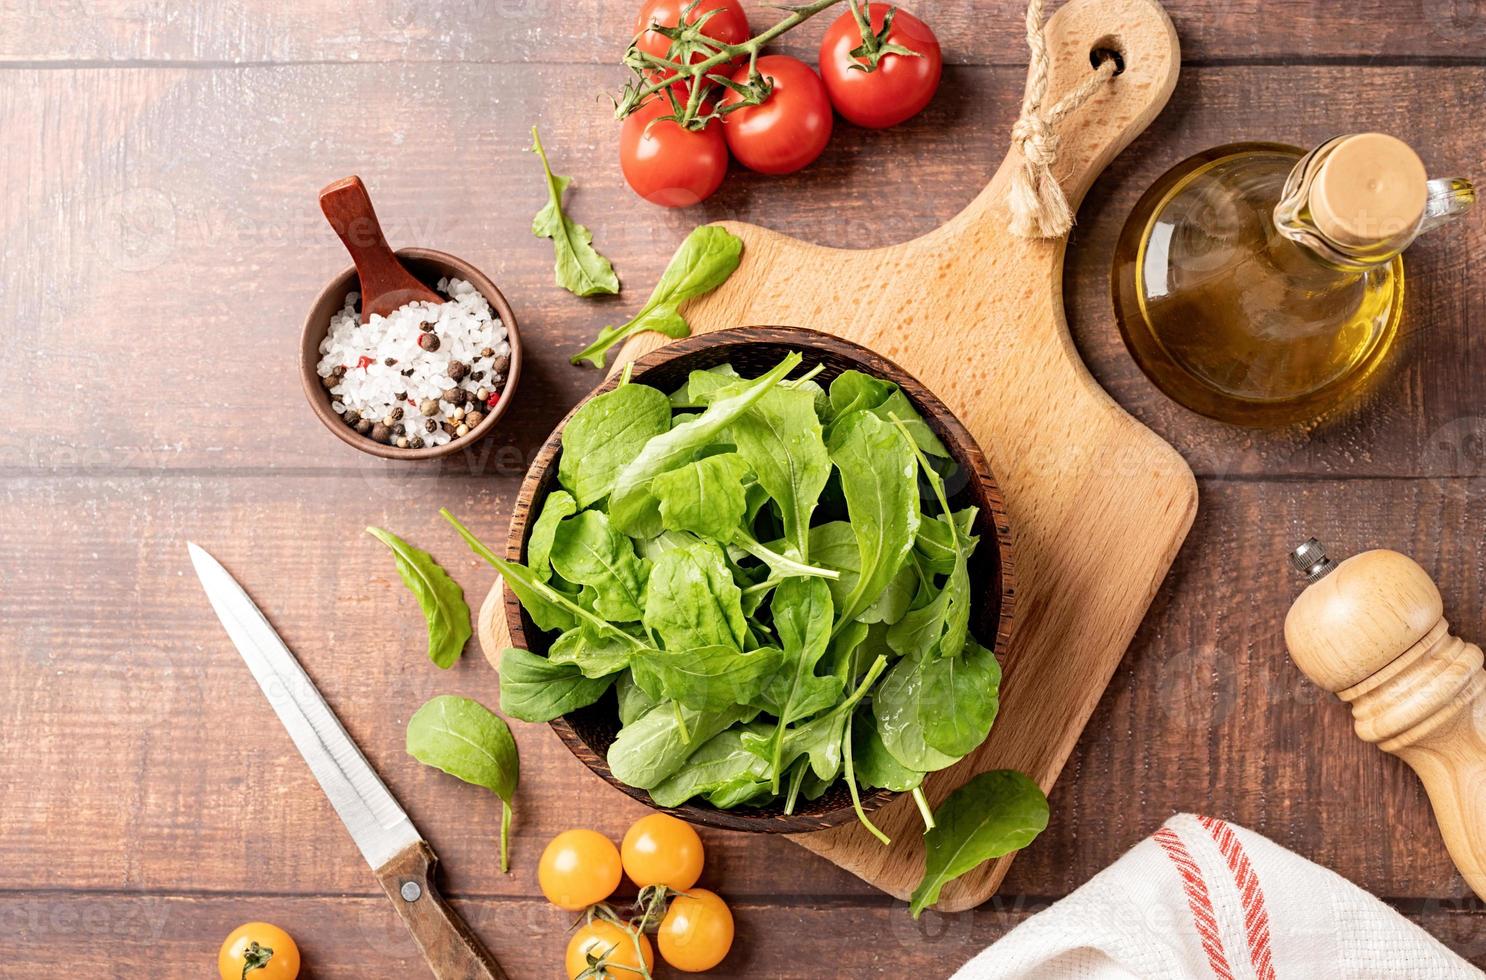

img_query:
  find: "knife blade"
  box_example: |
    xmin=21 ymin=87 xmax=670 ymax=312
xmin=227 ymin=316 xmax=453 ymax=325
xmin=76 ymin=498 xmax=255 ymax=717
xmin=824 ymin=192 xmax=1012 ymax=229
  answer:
xmin=189 ymin=542 xmax=506 ymax=980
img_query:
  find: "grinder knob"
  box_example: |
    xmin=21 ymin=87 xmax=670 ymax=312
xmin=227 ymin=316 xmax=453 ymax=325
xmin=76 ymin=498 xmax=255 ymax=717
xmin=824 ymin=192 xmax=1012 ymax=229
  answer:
xmin=1285 ymin=540 xmax=1486 ymax=900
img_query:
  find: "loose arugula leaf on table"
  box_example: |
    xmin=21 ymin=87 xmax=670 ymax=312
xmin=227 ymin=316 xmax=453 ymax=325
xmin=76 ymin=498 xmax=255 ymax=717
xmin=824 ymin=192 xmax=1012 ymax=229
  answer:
xmin=498 ymin=647 xmax=615 ymax=723
xmin=649 ymin=724 xmax=774 ymax=808
xmin=608 ymin=700 xmax=757 ymax=789
xmin=908 ymin=771 xmax=1049 ymax=918
xmin=609 ymin=352 xmax=800 ymax=538
xmin=630 ymin=644 xmax=783 ymax=712
xmin=549 ymin=510 xmax=649 ymax=622
xmin=572 ymin=225 xmax=743 ymax=368
xmin=366 ymin=527 xmax=470 ymax=669
xmin=529 ymin=126 xmax=618 ymax=298
xmin=559 ymin=381 xmax=672 ymax=508
xmin=406 ymin=695 xmax=520 ymax=872
xmin=724 ymin=384 xmax=831 ymax=559
xmin=526 ymin=490 xmax=577 ymax=582
xmin=826 ymin=411 xmax=921 ymax=627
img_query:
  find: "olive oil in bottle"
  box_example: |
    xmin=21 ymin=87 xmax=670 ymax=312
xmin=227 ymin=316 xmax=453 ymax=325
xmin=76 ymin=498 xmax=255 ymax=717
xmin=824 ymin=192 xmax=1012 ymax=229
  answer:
xmin=1113 ymin=134 xmax=1475 ymax=426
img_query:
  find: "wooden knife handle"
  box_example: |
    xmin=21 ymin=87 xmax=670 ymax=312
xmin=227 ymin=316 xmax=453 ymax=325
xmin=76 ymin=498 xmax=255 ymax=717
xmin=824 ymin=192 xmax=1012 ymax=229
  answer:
xmin=375 ymin=841 xmax=508 ymax=980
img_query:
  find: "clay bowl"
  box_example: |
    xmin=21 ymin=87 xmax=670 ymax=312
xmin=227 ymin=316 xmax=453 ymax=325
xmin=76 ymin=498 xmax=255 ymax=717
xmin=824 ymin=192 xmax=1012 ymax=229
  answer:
xmin=506 ymin=326 xmax=1016 ymax=832
xmin=299 ymin=247 xmax=521 ymax=460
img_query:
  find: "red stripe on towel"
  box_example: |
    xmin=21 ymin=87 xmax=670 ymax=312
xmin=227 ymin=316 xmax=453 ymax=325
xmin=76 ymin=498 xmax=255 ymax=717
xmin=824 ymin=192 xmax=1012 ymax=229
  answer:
xmin=1199 ymin=816 xmax=1278 ymax=980
xmin=1154 ymin=826 xmax=1236 ymax=980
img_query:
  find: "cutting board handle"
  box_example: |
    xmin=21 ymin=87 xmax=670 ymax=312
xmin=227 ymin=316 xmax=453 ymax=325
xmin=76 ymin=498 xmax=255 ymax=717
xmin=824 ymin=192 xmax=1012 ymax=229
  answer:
xmin=962 ymin=0 xmax=1180 ymax=238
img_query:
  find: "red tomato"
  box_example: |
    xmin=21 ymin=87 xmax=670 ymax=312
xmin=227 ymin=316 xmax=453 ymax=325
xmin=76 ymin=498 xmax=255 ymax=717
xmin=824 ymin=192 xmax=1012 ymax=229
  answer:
xmin=634 ymin=0 xmax=750 ymax=78
xmin=620 ymin=97 xmax=729 ymax=207
xmin=719 ymin=55 xmax=833 ymax=175
xmin=818 ymin=3 xmax=942 ymax=129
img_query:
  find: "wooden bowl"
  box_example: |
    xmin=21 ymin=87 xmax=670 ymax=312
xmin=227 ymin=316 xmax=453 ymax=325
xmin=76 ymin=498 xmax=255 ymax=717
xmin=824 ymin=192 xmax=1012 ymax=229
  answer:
xmin=505 ymin=327 xmax=1016 ymax=832
xmin=299 ymin=247 xmax=521 ymax=460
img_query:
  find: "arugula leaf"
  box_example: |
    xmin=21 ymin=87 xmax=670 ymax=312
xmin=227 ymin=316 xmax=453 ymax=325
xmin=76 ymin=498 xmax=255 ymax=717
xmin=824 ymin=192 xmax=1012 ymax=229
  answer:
xmin=406 ymin=695 xmax=520 ymax=871
xmin=548 ymin=625 xmax=635 ymax=678
xmin=652 ymin=453 xmax=752 ymax=540
xmin=887 ymin=417 xmax=971 ymax=658
xmin=849 ymin=708 xmax=924 ymax=792
xmin=872 ymin=650 xmax=961 ymax=773
xmin=498 ymin=647 xmax=615 ymax=722
xmin=549 ymin=510 xmax=649 ymax=622
xmin=609 ymin=352 xmax=801 ymax=538
xmin=529 ymin=126 xmax=618 ymax=297
xmin=630 ymin=644 xmax=783 ymax=711
xmin=643 ymin=538 xmax=747 ymax=651
xmin=909 ymin=771 xmax=1049 ymax=918
xmin=826 ymin=411 xmax=921 ymax=627
xmin=914 ymin=508 xmax=979 ymax=576
xmin=526 ymin=490 xmax=577 ymax=582
xmin=559 ymin=382 xmax=672 ymax=508
xmin=744 ymin=654 xmax=887 ymax=782
xmin=572 ymin=225 xmax=743 ymax=368
xmin=616 ymin=672 xmax=661 ymax=726
xmin=607 ymin=700 xmax=757 ymax=789
xmin=668 ymin=364 xmax=741 ymax=408
xmin=366 ymin=527 xmax=470 ymax=669
xmin=825 ymin=370 xmax=948 ymax=457
xmin=918 ymin=638 xmax=1001 ymax=757
xmin=649 ymin=723 xmax=773 ymax=808
xmin=761 ymin=577 xmax=841 ymax=789
xmin=724 ymin=384 xmax=831 ymax=558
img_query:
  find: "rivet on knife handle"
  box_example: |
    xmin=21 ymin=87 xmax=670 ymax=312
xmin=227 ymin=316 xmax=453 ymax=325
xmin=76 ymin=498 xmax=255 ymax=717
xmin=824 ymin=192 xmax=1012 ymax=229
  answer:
xmin=376 ymin=841 xmax=508 ymax=980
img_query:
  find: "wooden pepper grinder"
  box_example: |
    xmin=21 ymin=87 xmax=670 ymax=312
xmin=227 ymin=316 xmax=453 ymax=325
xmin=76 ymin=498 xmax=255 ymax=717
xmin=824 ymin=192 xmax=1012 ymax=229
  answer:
xmin=1285 ymin=539 xmax=1486 ymax=899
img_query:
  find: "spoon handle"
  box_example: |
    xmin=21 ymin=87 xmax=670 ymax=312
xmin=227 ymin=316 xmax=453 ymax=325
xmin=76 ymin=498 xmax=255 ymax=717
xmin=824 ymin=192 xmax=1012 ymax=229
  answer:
xmin=319 ymin=175 xmax=441 ymax=322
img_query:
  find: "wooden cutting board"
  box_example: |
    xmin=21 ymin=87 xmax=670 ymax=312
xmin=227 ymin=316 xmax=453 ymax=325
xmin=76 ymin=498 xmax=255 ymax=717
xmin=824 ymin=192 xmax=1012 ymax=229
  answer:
xmin=479 ymin=0 xmax=1193 ymax=912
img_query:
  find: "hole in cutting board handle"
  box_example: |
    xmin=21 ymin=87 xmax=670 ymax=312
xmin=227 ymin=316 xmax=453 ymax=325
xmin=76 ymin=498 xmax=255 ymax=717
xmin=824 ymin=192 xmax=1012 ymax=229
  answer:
xmin=1089 ymin=37 xmax=1126 ymax=75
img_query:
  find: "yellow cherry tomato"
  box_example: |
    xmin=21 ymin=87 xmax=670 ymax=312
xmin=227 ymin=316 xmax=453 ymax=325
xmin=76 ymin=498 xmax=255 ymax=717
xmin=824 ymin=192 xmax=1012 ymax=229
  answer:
xmin=566 ymin=919 xmax=655 ymax=980
xmin=539 ymin=829 xmax=623 ymax=911
xmin=622 ymin=813 xmax=705 ymax=891
xmin=657 ymin=888 xmax=734 ymax=973
xmin=217 ymin=922 xmax=300 ymax=980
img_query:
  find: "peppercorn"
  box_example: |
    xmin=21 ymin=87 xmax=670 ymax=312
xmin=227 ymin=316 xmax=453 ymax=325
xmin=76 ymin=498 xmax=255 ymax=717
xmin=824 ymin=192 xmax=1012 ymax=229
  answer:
xmin=442 ymin=421 xmax=459 ymax=436
xmin=470 ymin=370 xmax=484 ymax=383
xmin=465 ymin=410 xmax=484 ymax=428
xmin=475 ymin=387 xmax=489 ymax=402
xmin=401 ymin=368 xmax=414 ymax=377
xmin=342 ymin=409 xmax=359 ymax=423
xmin=419 ymin=398 xmax=439 ymax=417
xmin=409 ymin=437 xmax=425 ymax=449
xmin=320 ymin=374 xmax=339 ymax=390
xmin=418 ymin=332 xmax=440 ymax=351
xmin=395 ymin=390 xmax=407 ymax=402
xmin=491 ymin=353 xmax=510 ymax=376
xmin=393 ymin=422 xmax=406 ymax=436
xmin=384 ymin=357 xmax=397 ymax=367
xmin=424 ymin=418 xmax=437 ymax=433
xmin=396 ymin=437 xmax=410 ymax=449
xmin=452 ymin=406 xmax=466 ymax=421
xmin=355 ymin=418 xmax=373 ymax=435
xmin=447 ymin=360 xmax=469 ymax=382
xmin=479 ymin=346 xmax=495 ymax=359
xmin=419 ymin=320 xmax=435 ymax=332
xmin=370 ymin=423 xmax=392 ymax=443
xmin=455 ymin=423 xmax=469 ymax=437
xmin=389 ymin=406 xmax=404 ymax=422
xmin=441 ymin=387 xmax=462 ymax=405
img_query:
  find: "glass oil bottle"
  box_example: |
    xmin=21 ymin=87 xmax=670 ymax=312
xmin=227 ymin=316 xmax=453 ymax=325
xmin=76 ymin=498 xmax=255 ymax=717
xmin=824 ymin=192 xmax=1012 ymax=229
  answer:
xmin=1112 ymin=134 xmax=1476 ymax=426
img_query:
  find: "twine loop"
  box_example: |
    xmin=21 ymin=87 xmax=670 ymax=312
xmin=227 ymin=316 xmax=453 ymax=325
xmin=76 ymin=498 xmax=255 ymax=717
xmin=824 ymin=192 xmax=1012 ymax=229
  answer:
xmin=1008 ymin=0 xmax=1119 ymax=238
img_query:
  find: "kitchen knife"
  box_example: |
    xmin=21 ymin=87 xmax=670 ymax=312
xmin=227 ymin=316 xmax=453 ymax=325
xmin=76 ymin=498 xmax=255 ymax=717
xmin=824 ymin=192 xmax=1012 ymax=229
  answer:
xmin=188 ymin=542 xmax=507 ymax=980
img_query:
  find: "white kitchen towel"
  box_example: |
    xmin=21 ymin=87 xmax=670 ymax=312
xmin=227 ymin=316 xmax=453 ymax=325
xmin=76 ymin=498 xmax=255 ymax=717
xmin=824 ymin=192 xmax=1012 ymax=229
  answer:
xmin=952 ymin=813 xmax=1481 ymax=980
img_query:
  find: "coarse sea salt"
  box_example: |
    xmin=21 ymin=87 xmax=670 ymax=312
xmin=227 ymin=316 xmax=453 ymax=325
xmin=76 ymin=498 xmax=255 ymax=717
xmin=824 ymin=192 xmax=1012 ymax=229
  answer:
xmin=316 ymin=277 xmax=510 ymax=448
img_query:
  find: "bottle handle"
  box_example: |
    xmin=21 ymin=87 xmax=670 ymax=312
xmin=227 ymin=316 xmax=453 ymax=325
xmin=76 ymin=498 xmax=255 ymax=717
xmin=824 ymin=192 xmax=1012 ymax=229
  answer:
xmin=1419 ymin=177 xmax=1478 ymax=235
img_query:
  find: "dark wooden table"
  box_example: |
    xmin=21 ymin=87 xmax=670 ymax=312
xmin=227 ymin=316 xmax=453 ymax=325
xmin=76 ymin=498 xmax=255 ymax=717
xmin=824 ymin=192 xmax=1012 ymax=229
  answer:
xmin=4 ymin=1 xmax=1484 ymax=975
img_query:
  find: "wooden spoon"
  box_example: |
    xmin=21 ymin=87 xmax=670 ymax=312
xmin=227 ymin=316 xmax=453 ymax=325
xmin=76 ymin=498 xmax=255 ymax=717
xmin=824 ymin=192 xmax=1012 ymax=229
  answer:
xmin=319 ymin=175 xmax=443 ymax=323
